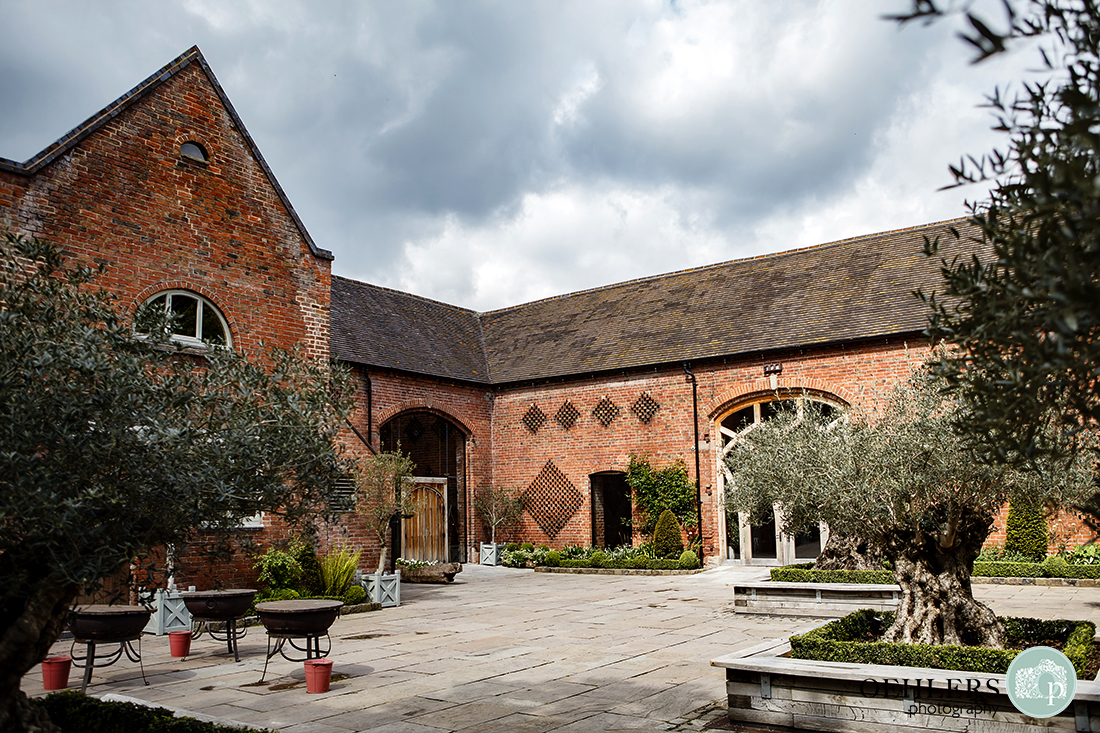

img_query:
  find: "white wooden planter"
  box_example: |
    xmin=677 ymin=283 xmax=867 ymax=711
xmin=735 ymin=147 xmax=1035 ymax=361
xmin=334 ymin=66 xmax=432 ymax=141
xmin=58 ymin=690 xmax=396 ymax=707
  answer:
xmin=364 ymin=570 xmax=400 ymax=608
xmin=733 ymin=581 xmax=901 ymax=617
xmin=712 ymin=632 xmax=1100 ymax=733
xmin=142 ymin=588 xmax=192 ymax=635
xmin=480 ymin=542 xmax=504 ymax=566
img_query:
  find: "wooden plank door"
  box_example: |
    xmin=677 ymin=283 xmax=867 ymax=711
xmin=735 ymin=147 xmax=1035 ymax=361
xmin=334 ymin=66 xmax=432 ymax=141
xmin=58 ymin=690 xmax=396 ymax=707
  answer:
xmin=402 ymin=480 xmax=447 ymax=563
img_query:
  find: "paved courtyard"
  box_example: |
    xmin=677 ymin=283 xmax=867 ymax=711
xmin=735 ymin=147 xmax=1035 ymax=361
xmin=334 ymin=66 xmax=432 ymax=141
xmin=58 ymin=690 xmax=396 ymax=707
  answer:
xmin=23 ymin=564 xmax=1100 ymax=732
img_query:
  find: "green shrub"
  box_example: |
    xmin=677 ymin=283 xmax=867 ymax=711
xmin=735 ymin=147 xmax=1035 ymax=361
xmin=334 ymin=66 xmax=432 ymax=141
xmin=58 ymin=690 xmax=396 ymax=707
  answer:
xmin=249 ymin=587 xmax=300 ymax=615
xmin=521 ymin=542 xmax=535 ymax=552
xmin=589 ymin=550 xmax=609 ymax=568
xmin=342 ymin=584 xmax=366 ymax=606
xmin=560 ymin=558 xmax=592 ymax=568
xmin=1041 ymin=555 xmax=1070 ymax=578
xmin=646 ymin=558 xmax=682 ymax=570
xmin=972 ymin=561 xmax=1043 ymax=577
xmin=789 ymin=610 xmax=1096 ymax=678
xmin=253 ymin=545 xmax=302 ymax=590
xmin=34 ymin=690 xmax=276 ymax=732
xmin=505 ymin=542 xmax=520 ymax=551
xmin=626 ymin=454 xmax=698 ymax=535
xmin=770 ymin=564 xmax=893 ymax=584
xmin=653 ymin=509 xmax=683 ymax=559
xmin=630 ymin=556 xmax=651 ymax=569
xmin=1066 ymin=543 xmax=1100 ymax=565
xmin=320 ymin=543 xmax=362 ymax=597
xmin=678 ymin=550 xmax=699 ymax=569
xmin=1004 ymin=500 xmax=1048 ymax=561
xmin=544 ymin=550 xmax=562 ymax=567
xmin=292 ymin=541 xmax=323 ymax=596
xmin=976 ymin=544 xmax=1035 ymax=563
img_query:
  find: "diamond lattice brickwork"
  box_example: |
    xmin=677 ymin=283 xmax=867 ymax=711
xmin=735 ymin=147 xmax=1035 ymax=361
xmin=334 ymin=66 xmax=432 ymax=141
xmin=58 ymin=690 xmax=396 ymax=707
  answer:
xmin=556 ymin=401 xmax=579 ymax=430
xmin=522 ymin=405 xmax=547 ymax=433
xmin=592 ymin=397 xmax=620 ymax=427
xmin=524 ymin=460 xmax=583 ymax=538
xmin=632 ymin=392 xmax=660 ymax=423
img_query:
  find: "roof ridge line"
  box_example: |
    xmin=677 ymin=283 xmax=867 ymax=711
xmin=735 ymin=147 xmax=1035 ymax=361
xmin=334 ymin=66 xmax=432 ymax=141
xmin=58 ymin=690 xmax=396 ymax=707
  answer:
xmin=332 ymin=274 xmax=482 ymax=316
xmin=480 ymin=217 xmax=970 ymax=317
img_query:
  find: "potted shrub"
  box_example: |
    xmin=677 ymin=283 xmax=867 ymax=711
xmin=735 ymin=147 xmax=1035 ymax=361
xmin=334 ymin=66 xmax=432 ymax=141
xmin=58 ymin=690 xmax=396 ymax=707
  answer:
xmin=474 ymin=485 xmax=525 ymax=565
xmin=354 ymin=449 xmax=415 ymax=607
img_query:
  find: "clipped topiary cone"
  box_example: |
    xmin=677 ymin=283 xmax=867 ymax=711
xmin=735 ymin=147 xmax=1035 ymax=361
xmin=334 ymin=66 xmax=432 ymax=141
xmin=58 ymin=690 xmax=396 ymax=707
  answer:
xmin=653 ymin=509 xmax=684 ymax=559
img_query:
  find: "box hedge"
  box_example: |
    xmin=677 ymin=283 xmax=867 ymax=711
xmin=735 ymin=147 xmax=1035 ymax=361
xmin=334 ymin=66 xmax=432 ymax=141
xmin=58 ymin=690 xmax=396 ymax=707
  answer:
xmin=33 ymin=690 xmax=275 ymax=733
xmin=789 ymin=609 xmax=1096 ymax=678
xmin=772 ymin=560 xmax=1100 ymax=583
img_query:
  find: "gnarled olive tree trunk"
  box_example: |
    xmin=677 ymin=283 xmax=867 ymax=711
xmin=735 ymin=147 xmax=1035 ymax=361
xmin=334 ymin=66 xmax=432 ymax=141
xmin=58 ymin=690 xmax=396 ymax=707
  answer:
xmin=0 ymin=573 xmax=77 ymax=733
xmin=880 ymin=507 xmax=1002 ymax=647
xmin=814 ymin=532 xmax=884 ymax=571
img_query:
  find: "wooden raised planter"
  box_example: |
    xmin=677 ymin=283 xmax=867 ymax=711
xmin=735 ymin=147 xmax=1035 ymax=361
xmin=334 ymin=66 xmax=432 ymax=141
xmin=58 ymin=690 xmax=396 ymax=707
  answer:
xmin=712 ymin=633 xmax=1100 ymax=733
xmin=734 ymin=581 xmax=901 ymax=617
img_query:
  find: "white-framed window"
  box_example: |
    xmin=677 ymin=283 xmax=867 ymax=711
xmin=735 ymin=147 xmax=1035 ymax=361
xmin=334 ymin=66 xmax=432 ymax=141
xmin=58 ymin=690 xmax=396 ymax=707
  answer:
xmin=141 ymin=290 xmax=231 ymax=348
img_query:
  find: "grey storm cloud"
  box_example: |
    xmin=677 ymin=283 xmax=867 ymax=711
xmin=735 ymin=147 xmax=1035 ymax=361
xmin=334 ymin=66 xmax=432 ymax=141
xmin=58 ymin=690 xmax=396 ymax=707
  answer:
xmin=0 ymin=0 xmax=1036 ymax=310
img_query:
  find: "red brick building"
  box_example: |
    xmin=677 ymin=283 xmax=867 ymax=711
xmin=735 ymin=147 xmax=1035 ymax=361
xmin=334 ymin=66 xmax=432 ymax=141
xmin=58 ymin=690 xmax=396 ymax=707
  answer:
xmin=2 ymin=48 xmax=1093 ymax=585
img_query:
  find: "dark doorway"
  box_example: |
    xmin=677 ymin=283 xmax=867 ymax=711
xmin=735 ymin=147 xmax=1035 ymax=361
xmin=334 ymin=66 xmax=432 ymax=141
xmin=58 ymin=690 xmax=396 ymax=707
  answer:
xmin=751 ymin=515 xmax=778 ymax=559
xmin=590 ymin=472 xmax=632 ymax=549
xmin=380 ymin=412 xmax=466 ymax=563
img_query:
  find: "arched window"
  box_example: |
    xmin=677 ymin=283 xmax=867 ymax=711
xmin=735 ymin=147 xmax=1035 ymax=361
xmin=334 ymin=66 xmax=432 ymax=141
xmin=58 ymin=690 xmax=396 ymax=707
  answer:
xmin=180 ymin=141 xmax=209 ymax=163
xmin=140 ymin=290 xmax=231 ymax=348
xmin=718 ymin=393 xmax=843 ymax=564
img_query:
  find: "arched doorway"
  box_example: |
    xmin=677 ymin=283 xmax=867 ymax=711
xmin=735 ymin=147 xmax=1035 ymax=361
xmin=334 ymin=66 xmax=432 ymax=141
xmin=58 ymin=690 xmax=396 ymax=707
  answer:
xmin=716 ymin=394 xmax=841 ymax=565
xmin=380 ymin=411 xmax=467 ymax=563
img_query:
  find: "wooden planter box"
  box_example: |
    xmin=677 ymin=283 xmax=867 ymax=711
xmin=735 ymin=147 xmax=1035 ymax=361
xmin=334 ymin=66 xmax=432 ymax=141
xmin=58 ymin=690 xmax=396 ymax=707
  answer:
xmin=712 ymin=632 xmax=1100 ymax=733
xmin=364 ymin=570 xmax=400 ymax=608
xmin=733 ymin=581 xmax=901 ymax=617
xmin=480 ymin=543 xmax=504 ymax=566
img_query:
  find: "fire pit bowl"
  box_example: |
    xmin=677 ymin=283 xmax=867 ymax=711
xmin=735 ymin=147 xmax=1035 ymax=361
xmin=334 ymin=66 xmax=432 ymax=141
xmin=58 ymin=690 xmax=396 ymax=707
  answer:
xmin=181 ymin=589 xmax=256 ymax=620
xmin=254 ymin=599 xmax=343 ymax=636
xmin=69 ymin=605 xmax=152 ymax=642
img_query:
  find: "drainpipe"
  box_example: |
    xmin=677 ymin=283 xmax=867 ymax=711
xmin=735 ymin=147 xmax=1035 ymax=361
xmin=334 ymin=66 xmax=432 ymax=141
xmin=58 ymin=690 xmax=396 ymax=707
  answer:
xmin=365 ymin=370 xmax=373 ymax=451
xmin=683 ymin=363 xmax=704 ymax=558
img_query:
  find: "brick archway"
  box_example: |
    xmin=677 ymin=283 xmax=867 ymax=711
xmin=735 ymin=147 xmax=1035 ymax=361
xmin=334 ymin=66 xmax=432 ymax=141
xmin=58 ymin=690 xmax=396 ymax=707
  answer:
xmin=376 ymin=402 xmax=475 ymax=438
xmin=707 ymin=377 xmax=854 ymax=420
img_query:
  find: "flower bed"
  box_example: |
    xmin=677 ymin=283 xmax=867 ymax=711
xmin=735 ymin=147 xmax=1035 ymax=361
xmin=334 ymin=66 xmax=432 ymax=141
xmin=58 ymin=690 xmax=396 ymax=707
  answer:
xmin=501 ymin=543 xmax=701 ymax=571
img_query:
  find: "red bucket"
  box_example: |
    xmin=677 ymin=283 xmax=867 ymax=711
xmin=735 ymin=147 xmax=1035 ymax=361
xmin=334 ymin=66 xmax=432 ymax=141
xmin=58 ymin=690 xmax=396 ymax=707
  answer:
xmin=168 ymin=630 xmax=192 ymax=658
xmin=304 ymin=658 xmax=333 ymax=693
xmin=41 ymin=656 xmax=72 ymax=691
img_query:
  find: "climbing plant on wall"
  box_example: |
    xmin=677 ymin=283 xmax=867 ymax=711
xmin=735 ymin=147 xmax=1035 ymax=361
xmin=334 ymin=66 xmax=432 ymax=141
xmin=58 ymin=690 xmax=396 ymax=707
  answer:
xmin=625 ymin=454 xmax=697 ymax=536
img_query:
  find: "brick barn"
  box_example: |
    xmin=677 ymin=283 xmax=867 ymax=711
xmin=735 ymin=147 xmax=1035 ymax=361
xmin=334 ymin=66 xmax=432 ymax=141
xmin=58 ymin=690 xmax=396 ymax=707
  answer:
xmin=1 ymin=47 xmax=1093 ymax=586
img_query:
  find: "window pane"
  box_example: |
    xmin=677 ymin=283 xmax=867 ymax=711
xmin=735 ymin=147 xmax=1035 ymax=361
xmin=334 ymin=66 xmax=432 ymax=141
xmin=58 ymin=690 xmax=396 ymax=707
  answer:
xmin=201 ymin=304 xmax=226 ymax=345
xmin=721 ymin=406 xmax=754 ymax=436
xmin=170 ymin=294 xmax=198 ymax=338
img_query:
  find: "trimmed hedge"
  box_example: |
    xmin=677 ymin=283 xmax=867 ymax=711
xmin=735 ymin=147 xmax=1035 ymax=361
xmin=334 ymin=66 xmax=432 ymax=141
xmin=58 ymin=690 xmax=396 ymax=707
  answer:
xmin=772 ymin=561 xmax=1100 ymax=583
xmin=789 ymin=609 xmax=1096 ymax=678
xmin=1004 ymin=501 xmax=1048 ymax=561
xmin=34 ymin=690 xmax=275 ymax=733
xmin=558 ymin=557 xmax=688 ymax=570
xmin=771 ymin=564 xmax=892 ymax=584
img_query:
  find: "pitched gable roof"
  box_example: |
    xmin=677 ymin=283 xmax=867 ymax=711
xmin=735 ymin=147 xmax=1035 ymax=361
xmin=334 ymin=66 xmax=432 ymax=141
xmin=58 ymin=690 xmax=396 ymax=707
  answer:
xmin=331 ymin=219 xmax=980 ymax=385
xmin=0 ymin=46 xmax=332 ymax=261
xmin=332 ymin=276 xmax=490 ymax=383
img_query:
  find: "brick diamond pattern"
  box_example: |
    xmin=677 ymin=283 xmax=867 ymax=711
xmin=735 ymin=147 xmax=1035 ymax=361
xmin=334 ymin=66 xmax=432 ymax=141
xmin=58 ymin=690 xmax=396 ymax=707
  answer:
xmin=632 ymin=392 xmax=660 ymax=423
xmin=556 ymin=401 xmax=579 ymax=430
xmin=592 ymin=397 xmax=620 ymax=427
xmin=524 ymin=460 xmax=583 ymax=538
xmin=522 ymin=405 xmax=547 ymax=433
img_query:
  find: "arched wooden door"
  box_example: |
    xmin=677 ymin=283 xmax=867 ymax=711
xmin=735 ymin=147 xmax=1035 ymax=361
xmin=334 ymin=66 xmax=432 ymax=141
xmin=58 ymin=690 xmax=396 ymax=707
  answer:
xmin=402 ymin=478 xmax=448 ymax=563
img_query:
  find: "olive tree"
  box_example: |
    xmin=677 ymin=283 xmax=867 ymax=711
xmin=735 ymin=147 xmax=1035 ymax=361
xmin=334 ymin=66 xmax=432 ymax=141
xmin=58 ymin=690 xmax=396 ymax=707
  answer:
xmin=897 ymin=3 xmax=1100 ymax=477
xmin=0 ymin=234 xmax=351 ymax=733
xmin=724 ymin=369 xmax=1093 ymax=648
xmin=355 ymin=449 xmax=416 ymax=576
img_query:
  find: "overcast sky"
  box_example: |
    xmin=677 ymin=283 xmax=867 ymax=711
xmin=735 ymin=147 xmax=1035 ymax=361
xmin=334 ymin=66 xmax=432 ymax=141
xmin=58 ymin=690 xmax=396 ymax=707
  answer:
xmin=0 ymin=1 xmax=1039 ymax=311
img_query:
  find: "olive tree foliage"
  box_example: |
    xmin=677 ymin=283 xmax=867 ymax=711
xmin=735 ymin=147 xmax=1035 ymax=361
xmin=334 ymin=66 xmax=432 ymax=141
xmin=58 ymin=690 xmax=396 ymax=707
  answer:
xmin=354 ymin=449 xmax=416 ymax=576
xmin=897 ymin=2 xmax=1100 ymax=476
xmin=724 ymin=369 xmax=1093 ymax=648
xmin=474 ymin=485 xmax=526 ymax=544
xmin=0 ymin=234 xmax=352 ymax=733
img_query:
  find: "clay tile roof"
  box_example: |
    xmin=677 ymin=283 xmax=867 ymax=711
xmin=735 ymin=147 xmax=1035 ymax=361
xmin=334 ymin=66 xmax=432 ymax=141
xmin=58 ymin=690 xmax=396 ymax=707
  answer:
xmin=331 ymin=219 xmax=981 ymax=385
xmin=331 ymin=276 xmax=490 ymax=383
xmin=478 ymin=219 xmax=979 ymax=383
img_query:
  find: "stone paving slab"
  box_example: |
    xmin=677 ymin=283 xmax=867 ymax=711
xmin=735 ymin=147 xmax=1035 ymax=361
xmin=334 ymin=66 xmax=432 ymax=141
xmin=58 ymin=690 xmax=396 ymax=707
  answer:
xmin=22 ymin=563 xmax=1100 ymax=732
